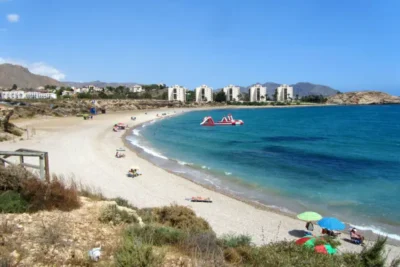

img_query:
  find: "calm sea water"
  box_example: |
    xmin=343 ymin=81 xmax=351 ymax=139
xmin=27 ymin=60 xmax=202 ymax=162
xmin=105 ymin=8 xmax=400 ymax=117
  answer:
xmin=127 ymin=106 xmax=400 ymax=239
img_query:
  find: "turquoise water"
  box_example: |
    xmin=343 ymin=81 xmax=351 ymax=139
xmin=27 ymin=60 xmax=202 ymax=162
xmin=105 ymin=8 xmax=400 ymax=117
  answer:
xmin=127 ymin=106 xmax=400 ymax=239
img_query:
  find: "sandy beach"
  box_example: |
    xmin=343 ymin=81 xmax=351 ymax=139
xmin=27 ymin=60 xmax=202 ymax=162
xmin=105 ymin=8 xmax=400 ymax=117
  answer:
xmin=2 ymin=108 xmax=399 ymax=262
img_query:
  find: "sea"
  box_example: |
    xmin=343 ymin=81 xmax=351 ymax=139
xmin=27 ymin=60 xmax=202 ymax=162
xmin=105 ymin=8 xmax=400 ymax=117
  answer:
xmin=126 ymin=105 xmax=400 ymax=240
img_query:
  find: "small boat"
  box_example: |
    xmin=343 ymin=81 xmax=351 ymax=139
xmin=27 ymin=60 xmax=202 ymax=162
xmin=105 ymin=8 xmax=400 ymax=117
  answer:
xmin=200 ymin=114 xmax=244 ymax=126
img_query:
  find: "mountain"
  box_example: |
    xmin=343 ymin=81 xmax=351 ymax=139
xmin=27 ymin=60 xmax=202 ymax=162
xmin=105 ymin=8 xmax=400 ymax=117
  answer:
xmin=0 ymin=63 xmax=62 ymax=89
xmin=63 ymin=81 xmax=139 ymax=88
xmin=240 ymin=82 xmax=338 ymax=97
xmin=292 ymin=82 xmax=339 ymax=97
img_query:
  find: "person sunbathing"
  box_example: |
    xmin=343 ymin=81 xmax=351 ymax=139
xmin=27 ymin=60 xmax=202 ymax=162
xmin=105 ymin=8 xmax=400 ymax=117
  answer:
xmin=322 ymin=228 xmax=341 ymax=237
xmin=350 ymin=228 xmax=364 ymax=244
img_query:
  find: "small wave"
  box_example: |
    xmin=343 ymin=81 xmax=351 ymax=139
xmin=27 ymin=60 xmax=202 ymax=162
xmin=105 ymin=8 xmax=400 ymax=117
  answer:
xmin=225 ymin=172 xmax=232 ymax=176
xmin=201 ymin=165 xmax=211 ymax=170
xmin=178 ymin=161 xmax=193 ymax=166
xmin=129 ymin=140 xmax=168 ymax=160
xmin=350 ymin=224 xmax=400 ymax=241
xmin=173 ymin=170 xmax=186 ymax=174
xmin=132 ymin=129 xmax=140 ymax=136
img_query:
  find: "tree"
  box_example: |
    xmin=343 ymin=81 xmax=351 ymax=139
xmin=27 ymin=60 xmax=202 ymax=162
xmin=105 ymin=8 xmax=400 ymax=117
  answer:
xmin=215 ymin=91 xmax=227 ymax=102
xmin=11 ymin=84 xmax=17 ymax=90
xmin=296 ymin=94 xmax=299 ymax=100
xmin=273 ymin=89 xmax=278 ymax=101
xmin=186 ymin=91 xmax=195 ymax=102
xmin=142 ymin=92 xmax=152 ymax=99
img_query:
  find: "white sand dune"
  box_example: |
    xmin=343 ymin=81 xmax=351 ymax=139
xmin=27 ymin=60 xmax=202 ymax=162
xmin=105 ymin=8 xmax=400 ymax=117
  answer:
xmin=2 ymin=109 xmax=399 ymax=263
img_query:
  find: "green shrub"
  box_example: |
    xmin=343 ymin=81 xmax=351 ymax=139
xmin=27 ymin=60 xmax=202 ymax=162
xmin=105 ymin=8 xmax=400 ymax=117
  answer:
xmin=114 ymin=237 xmax=164 ymax=267
xmin=111 ymin=197 xmax=137 ymax=210
xmin=155 ymin=205 xmax=211 ymax=233
xmin=125 ymin=224 xmax=186 ymax=246
xmin=218 ymin=234 xmax=252 ymax=248
xmin=137 ymin=208 xmax=157 ymax=224
xmin=99 ymin=204 xmax=138 ymax=225
xmin=323 ymin=236 xmax=341 ymax=248
xmin=359 ymin=237 xmax=388 ymax=267
xmin=0 ymin=191 xmax=28 ymax=213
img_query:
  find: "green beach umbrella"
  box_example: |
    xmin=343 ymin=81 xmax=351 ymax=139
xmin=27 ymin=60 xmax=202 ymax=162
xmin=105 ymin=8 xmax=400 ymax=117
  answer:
xmin=297 ymin=211 xmax=323 ymax=221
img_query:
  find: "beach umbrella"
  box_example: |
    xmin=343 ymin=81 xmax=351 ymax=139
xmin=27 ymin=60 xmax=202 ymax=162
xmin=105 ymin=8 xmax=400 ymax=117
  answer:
xmin=317 ymin=217 xmax=345 ymax=231
xmin=297 ymin=211 xmax=322 ymax=221
xmin=315 ymin=244 xmax=337 ymax=255
xmin=295 ymin=237 xmax=321 ymax=248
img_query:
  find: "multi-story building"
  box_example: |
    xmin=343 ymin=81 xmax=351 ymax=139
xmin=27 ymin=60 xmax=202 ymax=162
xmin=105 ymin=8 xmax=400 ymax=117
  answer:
xmin=195 ymin=85 xmax=213 ymax=102
xmin=168 ymin=85 xmax=187 ymax=102
xmin=0 ymin=91 xmax=56 ymax=99
xmin=276 ymin=84 xmax=294 ymax=102
xmin=223 ymin=85 xmax=240 ymax=101
xmin=249 ymin=84 xmax=267 ymax=102
xmin=0 ymin=91 xmax=26 ymax=99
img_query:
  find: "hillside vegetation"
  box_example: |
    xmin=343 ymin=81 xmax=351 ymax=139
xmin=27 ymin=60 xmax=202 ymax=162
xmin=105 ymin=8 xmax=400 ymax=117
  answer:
xmin=0 ymin=165 xmax=399 ymax=266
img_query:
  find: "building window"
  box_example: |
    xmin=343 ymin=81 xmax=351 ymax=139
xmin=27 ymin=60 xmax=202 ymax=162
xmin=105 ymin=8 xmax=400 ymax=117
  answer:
xmin=229 ymin=88 xmax=233 ymax=101
xmin=256 ymin=88 xmax=260 ymax=101
xmin=173 ymin=88 xmax=177 ymax=100
xmin=284 ymin=88 xmax=287 ymax=100
xmin=201 ymin=88 xmax=205 ymax=101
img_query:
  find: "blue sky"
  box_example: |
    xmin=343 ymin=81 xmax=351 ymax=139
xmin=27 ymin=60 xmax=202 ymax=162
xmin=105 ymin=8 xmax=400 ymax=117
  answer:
xmin=0 ymin=0 xmax=399 ymax=94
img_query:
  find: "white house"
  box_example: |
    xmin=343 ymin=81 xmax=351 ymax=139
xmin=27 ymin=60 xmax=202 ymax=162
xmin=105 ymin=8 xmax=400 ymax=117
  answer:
xmin=25 ymin=92 xmax=57 ymax=99
xmin=168 ymin=85 xmax=187 ymax=102
xmin=223 ymin=85 xmax=240 ymax=101
xmin=195 ymin=85 xmax=213 ymax=102
xmin=249 ymin=84 xmax=267 ymax=102
xmin=130 ymin=85 xmax=143 ymax=93
xmin=62 ymin=90 xmax=74 ymax=97
xmin=276 ymin=84 xmax=294 ymax=102
xmin=0 ymin=91 xmax=56 ymax=100
xmin=0 ymin=91 xmax=26 ymax=99
xmin=36 ymin=86 xmax=45 ymax=90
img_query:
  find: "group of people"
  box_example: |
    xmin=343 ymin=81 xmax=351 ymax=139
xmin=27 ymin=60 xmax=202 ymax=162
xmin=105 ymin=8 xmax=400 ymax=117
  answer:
xmin=305 ymin=222 xmax=364 ymax=244
xmin=128 ymin=168 xmax=141 ymax=177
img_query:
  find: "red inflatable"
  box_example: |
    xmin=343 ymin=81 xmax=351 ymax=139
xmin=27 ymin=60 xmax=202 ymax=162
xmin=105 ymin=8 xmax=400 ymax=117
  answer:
xmin=200 ymin=114 xmax=244 ymax=126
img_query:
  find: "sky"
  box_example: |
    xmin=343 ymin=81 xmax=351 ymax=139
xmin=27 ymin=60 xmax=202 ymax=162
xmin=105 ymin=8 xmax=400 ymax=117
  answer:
xmin=0 ymin=0 xmax=399 ymax=94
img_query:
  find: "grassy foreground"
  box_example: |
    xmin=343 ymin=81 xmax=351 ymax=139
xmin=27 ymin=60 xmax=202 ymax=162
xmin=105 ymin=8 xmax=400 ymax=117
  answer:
xmin=0 ymin=165 xmax=399 ymax=267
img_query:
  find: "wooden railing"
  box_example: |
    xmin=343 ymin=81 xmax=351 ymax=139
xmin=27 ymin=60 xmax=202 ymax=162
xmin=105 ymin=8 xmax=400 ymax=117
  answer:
xmin=0 ymin=149 xmax=50 ymax=181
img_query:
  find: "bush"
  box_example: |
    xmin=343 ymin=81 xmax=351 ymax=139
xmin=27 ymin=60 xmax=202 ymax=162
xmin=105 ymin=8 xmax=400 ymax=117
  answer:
xmin=0 ymin=165 xmax=36 ymax=191
xmin=0 ymin=191 xmax=28 ymax=213
xmin=99 ymin=204 xmax=138 ymax=225
xmin=111 ymin=197 xmax=137 ymax=210
xmin=20 ymin=176 xmax=80 ymax=212
xmin=218 ymin=234 xmax=252 ymax=248
xmin=114 ymin=237 xmax=164 ymax=267
xmin=125 ymin=224 xmax=186 ymax=246
xmin=155 ymin=205 xmax=211 ymax=233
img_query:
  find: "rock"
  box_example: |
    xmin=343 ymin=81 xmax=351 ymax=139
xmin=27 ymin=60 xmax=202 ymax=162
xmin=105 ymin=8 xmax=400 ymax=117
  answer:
xmin=10 ymin=250 xmax=20 ymax=259
xmin=327 ymin=91 xmax=400 ymax=105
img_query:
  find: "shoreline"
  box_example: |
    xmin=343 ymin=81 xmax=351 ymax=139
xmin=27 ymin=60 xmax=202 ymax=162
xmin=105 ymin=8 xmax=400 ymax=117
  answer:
xmin=2 ymin=106 xmax=400 ymax=263
xmin=123 ymin=108 xmax=400 ymax=246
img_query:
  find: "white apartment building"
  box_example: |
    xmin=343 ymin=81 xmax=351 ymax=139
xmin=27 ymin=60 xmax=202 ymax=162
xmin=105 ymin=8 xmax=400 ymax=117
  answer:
xmin=249 ymin=84 xmax=267 ymax=102
xmin=88 ymin=85 xmax=103 ymax=92
xmin=276 ymin=84 xmax=294 ymax=102
xmin=26 ymin=92 xmax=57 ymax=99
xmin=195 ymin=85 xmax=213 ymax=102
xmin=0 ymin=91 xmax=26 ymax=99
xmin=168 ymin=85 xmax=187 ymax=102
xmin=223 ymin=85 xmax=240 ymax=101
xmin=0 ymin=91 xmax=56 ymax=99
xmin=130 ymin=85 xmax=143 ymax=93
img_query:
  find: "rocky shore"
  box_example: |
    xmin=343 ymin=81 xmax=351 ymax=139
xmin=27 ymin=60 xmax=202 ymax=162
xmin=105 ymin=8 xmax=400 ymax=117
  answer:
xmin=327 ymin=91 xmax=400 ymax=105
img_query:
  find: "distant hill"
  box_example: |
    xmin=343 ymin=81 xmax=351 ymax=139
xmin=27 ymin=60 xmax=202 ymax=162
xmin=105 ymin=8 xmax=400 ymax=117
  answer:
xmin=63 ymin=81 xmax=139 ymax=88
xmin=240 ymin=82 xmax=338 ymax=97
xmin=0 ymin=63 xmax=61 ymax=89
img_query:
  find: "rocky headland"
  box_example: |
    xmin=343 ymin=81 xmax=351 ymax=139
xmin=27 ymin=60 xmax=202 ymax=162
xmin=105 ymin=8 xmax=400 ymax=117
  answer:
xmin=327 ymin=91 xmax=400 ymax=105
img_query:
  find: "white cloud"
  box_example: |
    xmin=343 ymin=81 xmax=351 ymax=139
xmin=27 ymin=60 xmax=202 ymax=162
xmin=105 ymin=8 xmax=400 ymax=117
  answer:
xmin=7 ymin=14 xmax=19 ymax=23
xmin=0 ymin=57 xmax=66 ymax=80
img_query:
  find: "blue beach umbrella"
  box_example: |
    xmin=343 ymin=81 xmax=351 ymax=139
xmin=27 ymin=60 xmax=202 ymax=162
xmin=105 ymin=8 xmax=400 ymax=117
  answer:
xmin=317 ymin=217 xmax=345 ymax=231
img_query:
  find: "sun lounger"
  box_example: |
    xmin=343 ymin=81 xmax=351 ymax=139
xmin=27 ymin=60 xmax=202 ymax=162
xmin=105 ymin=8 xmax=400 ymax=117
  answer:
xmin=190 ymin=196 xmax=212 ymax=203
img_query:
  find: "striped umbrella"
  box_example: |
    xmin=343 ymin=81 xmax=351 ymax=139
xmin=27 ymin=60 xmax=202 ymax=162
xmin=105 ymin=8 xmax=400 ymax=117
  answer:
xmin=295 ymin=237 xmax=321 ymax=248
xmin=315 ymin=244 xmax=337 ymax=255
